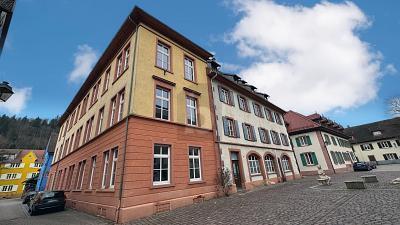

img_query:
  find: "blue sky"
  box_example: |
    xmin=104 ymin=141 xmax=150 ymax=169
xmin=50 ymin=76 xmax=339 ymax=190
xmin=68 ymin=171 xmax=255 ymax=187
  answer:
xmin=0 ymin=0 xmax=399 ymax=127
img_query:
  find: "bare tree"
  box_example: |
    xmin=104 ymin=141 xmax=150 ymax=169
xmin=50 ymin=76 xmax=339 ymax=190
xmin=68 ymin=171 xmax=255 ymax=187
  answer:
xmin=389 ymin=97 xmax=400 ymax=117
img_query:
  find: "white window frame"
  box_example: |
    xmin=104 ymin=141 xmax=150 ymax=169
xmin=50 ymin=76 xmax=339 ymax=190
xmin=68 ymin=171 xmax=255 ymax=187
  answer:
xmin=379 ymin=141 xmax=391 ymax=148
xmin=186 ymin=96 xmax=197 ymax=126
xmin=155 ymin=87 xmax=170 ymax=120
xmin=248 ymin=155 xmax=261 ymax=175
xmin=98 ymin=108 xmax=104 ymax=134
xmin=109 ymin=148 xmax=118 ymax=188
xmin=184 ymin=57 xmax=195 ymax=81
xmin=361 ymin=144 xmax=373 ymax=150
xmin=189 ymin=147 xmax=202 ymax=182
xmin=298 ymin=136 xmax=308 ymax=147
xmin=153 ymin=145 xmax=170 ymax=186
xmin=281 ymin=156 xmax=290 ymax=172
xmin=384 ymin=153 xmax=397 ymax=160
xmin=264 ymin=155 xmax=275 ymax=173
xmin=124 ymin=47 xmax=130 ymax=70
xmin=117 ymin=92 xmax=125 ymax=122
xmin=104 ymin=70 xmax=110 ymax=91
xmin=157 ymin=42 xmax=170 ymax=70
xmin=226 ymin=118 xmax=235 ymax=137
xmin=304 ymin=152 xmax=315 ymax=166
xmin=116 ymin=55 xmax=123 ymax=77
xmin=101 ymin=151 xmax=110 ymax=189
xmin=238 ymin=96 xmax=248 ymax=111
xmin=220 ymin=88 xmax=230 ymax=104
xmin=89 ymin=156 xmax=96 ymax=189
xmin=110 ymin=98 xmax=116 ymax=126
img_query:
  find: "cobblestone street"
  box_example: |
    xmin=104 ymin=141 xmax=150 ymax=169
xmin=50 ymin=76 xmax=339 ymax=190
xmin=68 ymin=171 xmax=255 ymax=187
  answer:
xmin=129 ymin=164 xmax=400 ymax=225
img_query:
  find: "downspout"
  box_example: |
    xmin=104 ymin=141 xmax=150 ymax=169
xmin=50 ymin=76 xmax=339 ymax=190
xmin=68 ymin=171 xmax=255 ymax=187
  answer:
xmin=116 ymin=16 xmax=139 ymax=224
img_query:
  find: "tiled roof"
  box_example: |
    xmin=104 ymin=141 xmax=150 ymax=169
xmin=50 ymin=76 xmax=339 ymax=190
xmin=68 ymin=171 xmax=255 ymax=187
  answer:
xmin=344 ymin=117 xmax=400 ymax=144
xmin=0 ymin=149 xmax=45 ymax=163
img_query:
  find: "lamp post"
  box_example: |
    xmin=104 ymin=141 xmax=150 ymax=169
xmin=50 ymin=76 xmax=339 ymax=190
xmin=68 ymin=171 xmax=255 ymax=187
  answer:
xmin=0 ymin=81 xmax=13 ymax=102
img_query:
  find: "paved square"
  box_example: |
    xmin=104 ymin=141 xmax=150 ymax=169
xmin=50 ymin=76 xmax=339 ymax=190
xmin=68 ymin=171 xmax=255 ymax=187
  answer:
xmin=129 ymin=164 xmax=400 ymax=225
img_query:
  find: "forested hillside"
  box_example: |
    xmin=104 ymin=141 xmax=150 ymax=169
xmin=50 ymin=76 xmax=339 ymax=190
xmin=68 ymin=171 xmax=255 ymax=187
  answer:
xmin=0 ymin=115 xmax=59 ymax=149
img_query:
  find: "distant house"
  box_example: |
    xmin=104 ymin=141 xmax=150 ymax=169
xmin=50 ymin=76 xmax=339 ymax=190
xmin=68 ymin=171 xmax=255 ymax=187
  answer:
xmin=284 ymin=111 xmax=356 ymax=176
xmin=0 ymin=149 xmax=44 ymax=198
xmin=36 ymin=133 xmax=58 ymax=191
xmin=344 ymin=117 xmax=400 ymax=163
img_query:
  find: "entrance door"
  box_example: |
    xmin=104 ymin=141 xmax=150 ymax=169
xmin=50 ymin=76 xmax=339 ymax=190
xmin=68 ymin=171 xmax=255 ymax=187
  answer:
xmin=230 ymin=152 xmax=242 ymax=189
xmin=368 ymin=155 xmax=376 ymax=162
xmin=277 ymin=158 xmax=286 ymax=182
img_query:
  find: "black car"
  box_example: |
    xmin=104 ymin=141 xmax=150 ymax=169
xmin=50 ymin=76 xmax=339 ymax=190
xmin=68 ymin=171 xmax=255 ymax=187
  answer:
xmin=22 ymin=191 xmax=37 ymax=204
xmin=28 ymin=191 xmax=66 ymax=215
xmin=353 ymin=162 xmax=372 ymax=171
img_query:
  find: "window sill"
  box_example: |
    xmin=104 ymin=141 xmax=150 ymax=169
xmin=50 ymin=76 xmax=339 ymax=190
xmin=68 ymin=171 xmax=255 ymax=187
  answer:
xmin=155 ymin=65 xmax=173 ymax=74
xmin=184 ymin=78 xmax=198 ymax=85
xmin=250 ymin=174 xmax=262 ymax=177
xmin=71 ymin=190 xmax=82 ymax=192
xmin=96 ymin=189 xmax=115 ymax=193
xmin=267 ymin=172 xmax=277 ymax=175
xmin=188 ymin=180 xmax=205 ymax=185
xmin=151 ymin=184 xmax=175 ymax=189
xmin=83 ymin=190 xmax=94 ymax=193
xmin=112 ymin=68 xmax=128 ymax=85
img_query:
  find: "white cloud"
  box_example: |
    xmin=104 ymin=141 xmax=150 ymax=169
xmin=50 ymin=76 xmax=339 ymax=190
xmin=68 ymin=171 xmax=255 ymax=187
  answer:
xmin=384 ymin=64 xmax=397 ymax=75
xmin=0 ymin=87 xmax=32 ymax=114
xmin=68 ymin=44 xmax=98 ymax=83
xmin=227 ymin=0 xmax=386 ymax=114
xmin=220 ymin=62 xmax=243 ymax=72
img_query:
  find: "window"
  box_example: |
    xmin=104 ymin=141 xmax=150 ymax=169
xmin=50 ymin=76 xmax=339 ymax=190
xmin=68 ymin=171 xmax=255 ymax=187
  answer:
xmin=218 ymin=86 xmax=234 ymax=105
xmin=264 ymin=155 xmax=275 ymax=173
xmin=115 ymin=54 xmax=123 ymax=79
xmin=1 ymin=185 xmax=16 ymax=192
xmin=76 ymin=160 xmax=86 ymax=190
xmin=69 ymin=134 xmax=75 ymax=153
xmin=281 ymin=156 xmax=291 ymax=171
xmin=103 ymin=68 xmax=111 ymax=93
xmin=155 ymin=87 xmax=170 ymax=120
xmin=270 ymin=130 xmax=281 ymax=145
xmin=81 ymin=95 xmax=89 ymax=118
xmin=377 ymin=141 xmax=392 ymax=149
xmin=248 ymin=155 xmax=261 ymax=175
xmin=372 ymin=131 xmax=382 ymax=136
xmin=117 ymin=91 xmax=125 ymax=122
xmin=264 ymin=108 xmax=274 ymax=122
xmin=89 ymin=156 xmax=96 ymax=189
xmin=273 ymin=112 xmax=283 ymax=125
xmin=331 ymin=136 xmax=337 ymax=146
xmin=153 ymin=145 xmax=170 ymax=185
xmin=324 ymin=134 xmax=331 ymax=145
xmin=253 ymin=103 xmax=263 ymax=117
xmin=184 ymin=57 xmax=195 ymax=81
xmin=186 ymin=96 xmax=197 ymax=126
xmin=91 ymin=82 xmax=99 ymax=105
xmin=124 ymin=46 xmax=130 ymax=70
xmin=360 ymin=143 xmax=374 ymax=151
xmin=258 ymin=128 xmax=271 ymax=144
xmin=301 ymin=152 xmax=318 ymax=166
xmin=383 ymin=153 xmax=398 ymax=160
xmin=156 ymin=42 xmax=170 ymax=70
xmin=238 ymin=95 xmax=249 ymax=112
xmin=109 ymin=97 xmax=117 ymax=126
xmin=243 ymin=123 xmax=256 ymax=141
xmin=222 ymin=117 xmax=239 ymax=138
xmin=101 ymin=151 xmax=110 ymax=189
xmin=97 ymin=107 xmax=104 ymax=134
xmin=74 ymin=126 xmax=82 ymax=150
xmin=109 ymin=148 xmax=118 ymax=188
xmin=189 ymin=147 xmax=201 ymax=181
xmin=296 ymin=135 xmax=311 ymax=147
xmin=10 ymin=163 xmax=20 ymax=168
xmin=280 ymin=133 xmax=289 ymax=146
xmin=84 ymin=116 xmax=94 ymax=143
xmin=66 ymin=165 xmax=74 ymax=190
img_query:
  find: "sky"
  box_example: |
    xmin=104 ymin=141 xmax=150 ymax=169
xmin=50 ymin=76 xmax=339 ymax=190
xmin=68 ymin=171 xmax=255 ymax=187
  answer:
xmin=0 ymin=0 xmax=399 ymax=127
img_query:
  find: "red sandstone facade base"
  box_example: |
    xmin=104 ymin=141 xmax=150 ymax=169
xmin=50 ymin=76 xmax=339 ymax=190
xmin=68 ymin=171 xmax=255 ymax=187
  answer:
xmin=48 ymin=116 xmax=219 ymax=223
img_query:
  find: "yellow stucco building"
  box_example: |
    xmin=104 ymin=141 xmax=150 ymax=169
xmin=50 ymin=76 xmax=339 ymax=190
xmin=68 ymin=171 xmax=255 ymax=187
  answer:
xmin=0 ymin=149 xmax=44 ymax=198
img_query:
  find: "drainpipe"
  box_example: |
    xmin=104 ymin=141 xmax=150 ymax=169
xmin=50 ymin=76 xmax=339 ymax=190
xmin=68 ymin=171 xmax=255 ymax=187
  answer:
xmin=116 ymin=16 xmax=139 ymax=224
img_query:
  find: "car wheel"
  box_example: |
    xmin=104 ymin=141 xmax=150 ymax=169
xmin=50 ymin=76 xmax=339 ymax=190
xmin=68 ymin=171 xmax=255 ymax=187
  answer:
xmin=28 ymin=207 xmax=36 ymax=216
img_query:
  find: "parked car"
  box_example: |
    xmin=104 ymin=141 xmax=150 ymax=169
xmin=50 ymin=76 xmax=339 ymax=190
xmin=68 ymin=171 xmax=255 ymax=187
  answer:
xmin=367 ymin=161 xmax=377 ymax=169
xmin=28 ymin=191 xmax=66 ymax=215
xmin=22 ymin=191 xmax=37 ymax=204
xmin=353 ymin=162 xmax=372 ymax=171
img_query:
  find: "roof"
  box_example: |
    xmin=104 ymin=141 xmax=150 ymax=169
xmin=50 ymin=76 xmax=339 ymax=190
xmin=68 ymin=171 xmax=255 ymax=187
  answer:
xmin=0 ymin=149 xmax=45 ymax=163
xmin=45 ymin=132 xmax=59 ymax=153
xmin=59 ymin=6 xmax=213 ymax=125
xmin=284 ymin=111 xmax=349 ymax=138
xmin=0 ymin=0 xmax=15 ymax=12
xmin=209 ymin=71 xmax=285 ymax=114
xmin=344 ymin=117 xmax=400 ymax=144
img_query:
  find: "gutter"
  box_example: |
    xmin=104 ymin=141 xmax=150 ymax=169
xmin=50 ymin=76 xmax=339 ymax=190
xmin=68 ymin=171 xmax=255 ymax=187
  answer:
xmin=116 ymin=16 xmax=139 ymax=224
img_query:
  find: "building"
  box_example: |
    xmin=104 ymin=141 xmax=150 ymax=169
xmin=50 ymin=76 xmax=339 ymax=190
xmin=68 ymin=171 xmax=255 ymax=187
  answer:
xmin=0 ymin=0 xmax=16 ymax=56
xmin=284 ymin=111 xmax=355 ymax=176
xmin=48 ymin=7 xmax=219 ymax=223
xmin=208 ymin=70 xmax=300 ymax=192
xmin=36 ymin=133 xmax=58 ymax=191
xmin=0 ymin=149 xmax=44 ymax=198
xmin=344 ymin=117 xmax=400 ymax=163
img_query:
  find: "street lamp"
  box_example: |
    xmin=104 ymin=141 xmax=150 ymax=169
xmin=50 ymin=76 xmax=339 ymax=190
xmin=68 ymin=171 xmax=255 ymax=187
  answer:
xmin=0 ymin=81 xmax=13 ymax=102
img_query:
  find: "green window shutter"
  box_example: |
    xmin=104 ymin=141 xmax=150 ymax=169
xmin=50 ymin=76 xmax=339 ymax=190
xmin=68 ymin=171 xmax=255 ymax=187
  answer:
xmin=296 ymin=138 xmax=301 ymax=147
xmin=300 ymin=153 xmax=307 ymax=166
xmin=306 ymin=136 xmax=312 ymax=145
xmin=311 ymin=152 xmax=318 ymax=165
